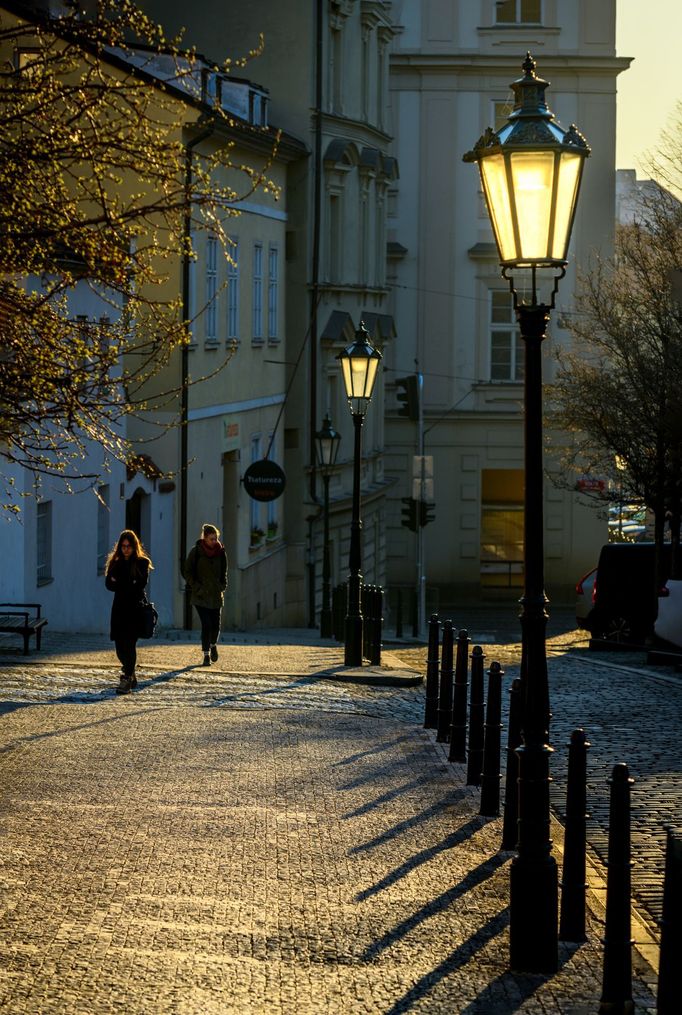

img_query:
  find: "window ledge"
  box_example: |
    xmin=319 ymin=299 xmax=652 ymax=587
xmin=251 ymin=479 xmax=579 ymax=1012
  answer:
xmin=478 ymin=25 xmax=559 ymax=33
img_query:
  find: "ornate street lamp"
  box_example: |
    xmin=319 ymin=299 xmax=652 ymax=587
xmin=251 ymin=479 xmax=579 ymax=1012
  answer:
xmin=315 ymin=414 xmax=342 ymax=639
xmin=337 ymin=322 xmax=382 ymax=666
xmin=464 ymin=53 xmax=590 ymax=973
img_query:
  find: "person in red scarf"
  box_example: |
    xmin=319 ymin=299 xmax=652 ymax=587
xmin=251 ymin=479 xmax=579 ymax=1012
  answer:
xmin=182 ymin=523 xmax=228 ymax=665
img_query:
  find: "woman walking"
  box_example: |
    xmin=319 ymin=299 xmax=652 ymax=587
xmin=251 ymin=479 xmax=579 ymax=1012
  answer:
xmin=105 ymin=529 xmax=153 ymax=695
xmin=183 ymin=523 xmax=228 ymax=666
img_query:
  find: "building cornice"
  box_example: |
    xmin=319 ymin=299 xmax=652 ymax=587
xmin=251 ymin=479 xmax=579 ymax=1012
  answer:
xmin=319 ymin=110 xmax=392 ymax=148
xmin=390 ymin=54 xmax=633 ymax=77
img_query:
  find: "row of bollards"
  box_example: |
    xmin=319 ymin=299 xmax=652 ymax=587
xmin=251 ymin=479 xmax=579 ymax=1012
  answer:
xmin=422 ymin=611 xmax=679 ymax=1012
xmin=423 ymin=614 xmax=503 ymax=806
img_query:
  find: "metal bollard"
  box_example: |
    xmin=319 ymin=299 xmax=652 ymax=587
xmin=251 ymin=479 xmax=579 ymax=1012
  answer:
xmin=361 ymin=584 xmax=370 ymax=659
xmin=657 ymin=827 xmax=682 ymax=1015
xmin=448 ymin=628 xmax=470 ymax=763
xmin=466 ymin=646 xmax=485 ymax=786
xmin=436 ymin=620 xmax=454 ymax=742
xmin=479 ymin=661 xmax=504 ymax=816
xmin=332 ymin=583 xmax=346 ymax=642
xmin=412 ymin=587 xmax=419 ymax=639
xmin=369 ymin=586 xmax=383 ymax=665
xmin=559 ymin=729 xmax=590 ymax=942
xmin=501 ymin=677 xmax=522 ymax=850
xmin=599 ymin=763 xmax=635 ymax=1015
xmin=424 ymin=614 xmax=440 ymax=729
xmin=396 ymin=588 xmax=403 ymax=638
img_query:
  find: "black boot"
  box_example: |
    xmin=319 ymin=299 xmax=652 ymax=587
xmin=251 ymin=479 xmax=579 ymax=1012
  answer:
xmin=116 ymin=675 xmax=133 ymax=695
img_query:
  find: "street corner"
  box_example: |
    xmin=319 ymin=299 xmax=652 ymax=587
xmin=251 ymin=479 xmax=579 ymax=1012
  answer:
xmin=314 ymin=664 xmax=423 ymax=687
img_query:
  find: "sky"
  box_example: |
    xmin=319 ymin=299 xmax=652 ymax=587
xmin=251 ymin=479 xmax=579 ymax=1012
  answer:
xmin=615 ymin=0 xmax=681 ymax=175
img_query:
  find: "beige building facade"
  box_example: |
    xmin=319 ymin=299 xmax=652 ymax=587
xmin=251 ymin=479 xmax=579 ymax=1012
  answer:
xmin=384 ymin=0 xmax=631 ymax=605
xmin=140 ymin=0 xmax=400 ymax=627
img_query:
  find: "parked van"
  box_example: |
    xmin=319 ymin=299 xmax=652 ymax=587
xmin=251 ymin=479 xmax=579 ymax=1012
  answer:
xmin=575 ymin=542 xmax=671 ymax=642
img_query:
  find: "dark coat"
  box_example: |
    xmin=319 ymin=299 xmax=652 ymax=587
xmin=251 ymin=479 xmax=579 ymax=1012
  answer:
xmin=105 ymin=557 xmax=149 ymax=641
xmin=183 ymin=541 xmax=228 ymax=609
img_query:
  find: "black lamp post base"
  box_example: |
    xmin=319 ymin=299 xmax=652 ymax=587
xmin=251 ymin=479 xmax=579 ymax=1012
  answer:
xmin=509 ymin=852 xmax=559 ymax=972
xmin=344 ymin=614 xmax=363 ymax=667
xmin=320 ymin=609 xmax=333 ymax=639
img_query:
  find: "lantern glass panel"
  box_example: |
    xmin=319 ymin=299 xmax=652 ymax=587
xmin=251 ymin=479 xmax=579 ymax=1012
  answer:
xmin=551 ymin=151 xmax=582 ymax=260
xmin=364 ymin=357 xmax=380 ymax=400
xmin=480 ymin=153 xmax=516 ymax=262
xmin=350 ymin=357 xmax=370 ymax=399
xmin=510 ymin=150 xmax=554 ymax=261
xmin=340 ymin=356 xmax=353 ymax=398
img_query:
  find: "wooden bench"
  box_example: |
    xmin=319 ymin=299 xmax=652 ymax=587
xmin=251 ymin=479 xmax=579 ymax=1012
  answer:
xmin=0 ymin=603 xmax=48 ymax=655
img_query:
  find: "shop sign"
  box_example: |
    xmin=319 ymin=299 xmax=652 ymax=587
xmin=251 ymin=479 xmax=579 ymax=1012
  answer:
xmin=243 ymin=459 xmax=286 ymax=502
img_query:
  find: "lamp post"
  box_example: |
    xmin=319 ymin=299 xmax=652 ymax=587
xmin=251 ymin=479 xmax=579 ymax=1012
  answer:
xmin=337 ymin=322 xmax=382 ymax=666
xmin=315 ymin=414 xmax=342 ymax=638
xmin=464 ymin=53 xmax=590 ymax=973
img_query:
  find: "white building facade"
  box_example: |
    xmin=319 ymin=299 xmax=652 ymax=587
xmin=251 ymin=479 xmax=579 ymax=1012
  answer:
xmin=384 ymin=0 xmax=630 ymax=606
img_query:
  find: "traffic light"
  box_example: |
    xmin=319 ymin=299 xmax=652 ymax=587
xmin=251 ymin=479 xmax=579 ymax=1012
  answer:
xmin=420 ymin=501 xmax=436 ymax=527
xmin=401 ymin=497 xmax=418 ymax=532
xmin=396 ymin=374 xmax=420 ymax=421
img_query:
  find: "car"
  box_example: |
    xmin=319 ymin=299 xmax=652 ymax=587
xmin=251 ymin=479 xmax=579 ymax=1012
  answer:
xmin=575 ymin=566 xmax=597 ymax=628
xmin=654 ymin=579 xmax=682 ymax=649
xmin=575 ymin=542 xmax=672 ymax=643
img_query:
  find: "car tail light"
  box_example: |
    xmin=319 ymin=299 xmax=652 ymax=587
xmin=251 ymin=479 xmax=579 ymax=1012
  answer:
xmin=658 ymin=585 xmax=670 ymax=598
xmin=576 ymin=568 xmax=595 ymax=596
xmin=592 ymin=577 xmax=597 ymax=604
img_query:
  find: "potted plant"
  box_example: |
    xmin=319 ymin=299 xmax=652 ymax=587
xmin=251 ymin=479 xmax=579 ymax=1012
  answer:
xmin=250 ymin=526 xmax=265 ymax=547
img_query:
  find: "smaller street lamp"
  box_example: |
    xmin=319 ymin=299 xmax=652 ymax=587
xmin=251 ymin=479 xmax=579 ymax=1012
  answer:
xmin=337 ymin=322 xmax=382 ymax=666
xmin=315 ymin=414 xmax=342 ymax=638
xmin=464 ymin=52 xmax=590 ymax=974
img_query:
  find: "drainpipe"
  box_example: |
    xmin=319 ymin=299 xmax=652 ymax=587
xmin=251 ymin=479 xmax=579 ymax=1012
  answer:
xmin=306 ymin=0 xmax=323 ymax=627
xmin=180 ymin=119 xmax=215 ymax=629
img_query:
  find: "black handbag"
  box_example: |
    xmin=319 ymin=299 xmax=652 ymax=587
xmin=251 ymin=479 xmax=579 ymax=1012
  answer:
xmin=137 ymin=598 xmax=158 ymax=639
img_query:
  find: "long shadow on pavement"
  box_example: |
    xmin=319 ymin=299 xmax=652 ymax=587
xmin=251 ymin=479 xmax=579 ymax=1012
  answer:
xmin=458 ymin=943 xmax=583 ymax=1015
xmin=342 ymin=775 xmax=437 ymax=820
xmin=0 ymin=664 xmax=196 ymax=735
xmin=335 ymin=733 xmax=415 ymax=771
xmin=382 ymin=909 xmax=510 ymax=1015
xmin=0 ymin=706 xmax=157 ymax=754
xmin=205 ymin=675 xmax=319 ymax=706
xmin=356 ymin=815 xmax=493 ymax=901
xmin=362 ymin=853 xmax=509 ymax=961
xmin=350 ymin=786 xmax=471 ymax=854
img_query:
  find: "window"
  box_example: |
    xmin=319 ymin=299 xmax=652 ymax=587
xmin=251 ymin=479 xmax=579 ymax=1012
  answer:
xmin=187 ymin=229 xmax=196 ymax=343
xmin=328 ymin=194 xmax=341 ymax=281
xmin=227 ymin=238 xmax=239 ymax=340
xmin=252 ymin=243 xmax=263 ymax=341
xmin=361 ymin=31 xmax=370 ymax=121
xmin=480 ymin=469 xmax=524 ymax=588
xmin=490 ymin=290 xmax=523 ymax=382
xmin=205 ymin=233 xmax=218 ymax=341
xmin=377 ymin=41 xmax=386 ymax=130
xmin=330 ymin=28 xmax=342 ymax=112
xmin=97 ymin=485 xmax=110 ymax=574
xmin=37 ymin=500 xmax=52 ymax=584
xmin=495 ymin=0 xmax=542 ymax=24
xmin=267 ymin=246 xmax=279 ymax=340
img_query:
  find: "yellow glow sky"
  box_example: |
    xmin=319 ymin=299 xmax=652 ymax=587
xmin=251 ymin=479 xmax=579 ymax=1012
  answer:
xmin=616 ymin=0 xmax=681 ymax=175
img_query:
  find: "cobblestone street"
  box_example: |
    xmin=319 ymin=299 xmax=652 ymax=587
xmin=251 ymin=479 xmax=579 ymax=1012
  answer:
xmin=0 ymin=622 xmax=675 ymax=1012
